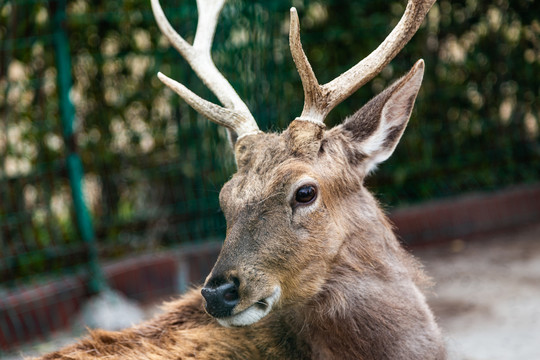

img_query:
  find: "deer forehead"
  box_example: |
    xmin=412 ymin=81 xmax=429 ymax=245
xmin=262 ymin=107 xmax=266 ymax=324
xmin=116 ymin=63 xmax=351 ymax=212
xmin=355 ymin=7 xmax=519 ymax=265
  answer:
xmin=224 ymin=162 xmax=317 ymax=208
xmin=222 ymin=133 xmax=322 ymax=209
xmin=234 ymin=133 xmax=289 ymax=174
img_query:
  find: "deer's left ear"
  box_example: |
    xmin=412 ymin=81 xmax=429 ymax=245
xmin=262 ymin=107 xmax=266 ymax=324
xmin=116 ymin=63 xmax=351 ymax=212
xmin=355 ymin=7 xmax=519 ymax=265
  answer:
xmin=340 ymin=60 xmax=424 ymax=173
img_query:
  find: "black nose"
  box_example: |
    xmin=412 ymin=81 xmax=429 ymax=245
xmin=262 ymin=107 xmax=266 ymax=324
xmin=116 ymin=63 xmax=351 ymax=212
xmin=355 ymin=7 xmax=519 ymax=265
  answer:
xmin=201 ymin=278 xmax=240 ymax=318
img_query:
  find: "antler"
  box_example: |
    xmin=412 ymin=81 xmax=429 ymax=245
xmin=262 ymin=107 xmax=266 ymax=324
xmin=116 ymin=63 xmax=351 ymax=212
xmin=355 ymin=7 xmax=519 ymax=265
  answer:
xmin=290 ymin=0 xmax=436 ymax=124
xmin=151 ymin=0 xmax=260 ymax=139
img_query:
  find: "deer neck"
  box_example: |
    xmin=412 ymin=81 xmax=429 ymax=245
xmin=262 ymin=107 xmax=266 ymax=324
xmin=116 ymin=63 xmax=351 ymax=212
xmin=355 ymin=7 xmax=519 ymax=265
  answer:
xmin=284 ymin=191 xmax=432 ymax=359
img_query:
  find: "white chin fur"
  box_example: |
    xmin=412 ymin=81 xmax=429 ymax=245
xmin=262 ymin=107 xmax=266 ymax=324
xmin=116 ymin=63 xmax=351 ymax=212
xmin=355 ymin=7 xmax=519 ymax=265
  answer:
xmin=217 ymin=286 xmax=281 ymax=327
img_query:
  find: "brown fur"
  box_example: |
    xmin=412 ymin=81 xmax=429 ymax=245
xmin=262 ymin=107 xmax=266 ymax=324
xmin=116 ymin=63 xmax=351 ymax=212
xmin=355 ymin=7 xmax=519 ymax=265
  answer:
xmin=39 ymin=63 xmax=445 ymax=359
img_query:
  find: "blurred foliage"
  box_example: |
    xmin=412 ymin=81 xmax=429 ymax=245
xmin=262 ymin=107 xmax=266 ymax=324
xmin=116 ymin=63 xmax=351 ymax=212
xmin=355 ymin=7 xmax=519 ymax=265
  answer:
xmin=0 ymin=0 xmax=539 ymax=284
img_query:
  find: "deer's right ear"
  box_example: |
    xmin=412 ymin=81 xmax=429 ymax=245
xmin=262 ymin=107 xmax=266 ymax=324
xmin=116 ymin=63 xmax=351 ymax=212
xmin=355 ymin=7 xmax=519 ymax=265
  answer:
xmin=340 ymin=60 xmax=425 ymax=173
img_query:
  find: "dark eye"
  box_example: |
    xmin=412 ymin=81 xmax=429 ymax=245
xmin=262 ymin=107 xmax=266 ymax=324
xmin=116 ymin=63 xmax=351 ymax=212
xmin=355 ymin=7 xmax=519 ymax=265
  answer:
xmin=295 ymin=185 xmax=317 ymax=204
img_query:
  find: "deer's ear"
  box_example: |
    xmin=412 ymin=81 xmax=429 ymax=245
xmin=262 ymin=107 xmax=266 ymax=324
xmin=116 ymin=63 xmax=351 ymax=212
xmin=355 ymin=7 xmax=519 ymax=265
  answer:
xmin=341 ymin=60 xmax=424 ymax=173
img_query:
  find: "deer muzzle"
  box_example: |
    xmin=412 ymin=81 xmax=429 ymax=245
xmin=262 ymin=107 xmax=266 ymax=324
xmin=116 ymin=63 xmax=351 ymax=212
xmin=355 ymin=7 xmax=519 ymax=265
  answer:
xmin=201 ymin=273 xmax=281 ymax=327
xmin=201 ymin=278 xmax=240 ymax=318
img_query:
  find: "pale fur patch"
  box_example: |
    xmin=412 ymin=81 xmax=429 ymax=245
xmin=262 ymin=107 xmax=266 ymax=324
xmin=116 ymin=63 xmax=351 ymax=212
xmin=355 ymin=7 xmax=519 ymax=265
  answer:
xmin=217 ymin=286 xmax=281 ymax=327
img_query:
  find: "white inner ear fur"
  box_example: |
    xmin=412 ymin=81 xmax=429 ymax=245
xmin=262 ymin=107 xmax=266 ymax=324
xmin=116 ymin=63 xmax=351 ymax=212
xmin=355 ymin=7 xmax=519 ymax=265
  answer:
xmin=362 ymin=63 xmax=424 ymax=173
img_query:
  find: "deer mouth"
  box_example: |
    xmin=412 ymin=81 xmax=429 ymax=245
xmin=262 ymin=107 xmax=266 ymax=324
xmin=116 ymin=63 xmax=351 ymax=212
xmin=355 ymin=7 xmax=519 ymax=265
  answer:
xmin=216 ymin=286 xmax=281 ymax=327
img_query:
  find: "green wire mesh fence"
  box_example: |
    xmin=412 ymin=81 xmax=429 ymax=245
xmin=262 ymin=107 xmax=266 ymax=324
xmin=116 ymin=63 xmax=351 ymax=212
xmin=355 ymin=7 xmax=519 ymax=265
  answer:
xmin=0 ymin=0 xmax=539 ymax=351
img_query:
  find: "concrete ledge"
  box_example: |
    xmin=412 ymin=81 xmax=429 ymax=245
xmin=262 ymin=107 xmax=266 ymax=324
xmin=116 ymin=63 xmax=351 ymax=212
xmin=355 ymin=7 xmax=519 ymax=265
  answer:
xmin=0 ymin=243 xmax=222 ymax=351
xmin=0 ymin=277 xmax=85 ymax=350
xmin=391 ymin=184 xmax=540 ymax=246
xmin=2 ymin=184 xmax=540 ymax=351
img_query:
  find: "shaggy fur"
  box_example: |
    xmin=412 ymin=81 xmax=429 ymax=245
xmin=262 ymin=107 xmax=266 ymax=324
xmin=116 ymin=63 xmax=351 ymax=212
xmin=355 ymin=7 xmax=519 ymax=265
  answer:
xmin=38 ymin=62 xmax=445 ymax=359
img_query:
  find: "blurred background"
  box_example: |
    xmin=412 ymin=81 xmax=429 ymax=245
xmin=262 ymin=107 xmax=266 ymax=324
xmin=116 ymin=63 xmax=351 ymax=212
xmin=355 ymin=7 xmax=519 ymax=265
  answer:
xmin=0 ymin=0 xmax=539 ymax=358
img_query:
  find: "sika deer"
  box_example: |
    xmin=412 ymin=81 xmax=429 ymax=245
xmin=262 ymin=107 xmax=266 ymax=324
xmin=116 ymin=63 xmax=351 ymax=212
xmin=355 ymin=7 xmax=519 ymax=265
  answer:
xmin=40 ymin=0 xmax=445 ymax=358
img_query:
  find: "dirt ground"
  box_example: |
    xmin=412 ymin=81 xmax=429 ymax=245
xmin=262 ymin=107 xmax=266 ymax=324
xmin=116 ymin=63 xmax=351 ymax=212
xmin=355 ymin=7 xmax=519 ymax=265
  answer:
xmin=5 ymin=223 xmax=540 ymax=359
xmin=417 ymin=223 xmax=540 ymax=360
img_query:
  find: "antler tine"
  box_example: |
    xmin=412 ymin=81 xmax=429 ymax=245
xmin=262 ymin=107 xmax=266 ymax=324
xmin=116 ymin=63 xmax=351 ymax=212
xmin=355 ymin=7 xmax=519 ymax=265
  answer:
xmin=151 ymin=0 xmax=260 ymax=138
xmin=192 ymin=0 xmax=224 ymax=54
xmin=289 ymin=8 xmax=323 ymax=125
xmin=290 ymin=0 xmax=436 ymax=124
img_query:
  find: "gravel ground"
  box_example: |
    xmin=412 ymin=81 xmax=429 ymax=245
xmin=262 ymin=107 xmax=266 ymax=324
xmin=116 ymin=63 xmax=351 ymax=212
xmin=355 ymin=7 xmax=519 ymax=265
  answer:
xmin=418 ymin=223 xmax=540 ymax=360
xmin=5 ymin=223 xmax=540 ymax=359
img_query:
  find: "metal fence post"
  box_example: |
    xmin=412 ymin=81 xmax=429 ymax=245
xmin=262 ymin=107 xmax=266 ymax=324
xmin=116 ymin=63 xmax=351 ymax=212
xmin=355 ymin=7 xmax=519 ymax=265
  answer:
xmin=52 ymin=0 xmax=106 ymax=294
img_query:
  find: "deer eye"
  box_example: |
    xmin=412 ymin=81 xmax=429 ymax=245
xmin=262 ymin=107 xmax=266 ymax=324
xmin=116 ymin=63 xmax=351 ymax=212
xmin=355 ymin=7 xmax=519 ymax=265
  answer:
xmin=295 ymin=185 xmax=317 ymax=204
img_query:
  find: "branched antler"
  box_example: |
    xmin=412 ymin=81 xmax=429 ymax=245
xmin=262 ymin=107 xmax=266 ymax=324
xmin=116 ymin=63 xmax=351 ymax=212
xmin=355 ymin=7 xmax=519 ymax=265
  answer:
xmin=290 ymin=0 xmax=436 ymax=124
xmin=152 ymin=0 xmax=434 ymax=134
xmin=151 ymin=0 xmax=260 ymax=139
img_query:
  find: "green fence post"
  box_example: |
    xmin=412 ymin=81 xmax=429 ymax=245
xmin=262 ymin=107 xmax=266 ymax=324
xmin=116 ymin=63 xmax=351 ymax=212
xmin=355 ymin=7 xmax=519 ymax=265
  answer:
xmin=52 ymin=0 xmax=106 ymax=294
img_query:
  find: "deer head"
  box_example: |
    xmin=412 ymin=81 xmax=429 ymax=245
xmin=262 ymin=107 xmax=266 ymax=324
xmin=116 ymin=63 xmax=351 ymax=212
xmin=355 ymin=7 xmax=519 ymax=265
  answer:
xmin=151 ymin=0 xmax=434 ymax=327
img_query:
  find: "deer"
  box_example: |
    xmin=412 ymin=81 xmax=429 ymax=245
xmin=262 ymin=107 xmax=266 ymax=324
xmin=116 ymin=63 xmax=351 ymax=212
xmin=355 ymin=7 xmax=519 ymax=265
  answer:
xmin=38 ymin=0 xmax=445 ymax=358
